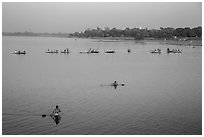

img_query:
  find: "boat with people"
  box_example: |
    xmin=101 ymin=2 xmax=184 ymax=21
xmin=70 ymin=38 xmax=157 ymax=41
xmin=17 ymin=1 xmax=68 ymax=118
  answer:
xmin=13 ymin=50 xmax=26 ymax=54
xmin=79 ymin=48 xmax=92 ymax=54
xmin=46 ymin=49 xmax=58 ymax=53
xmin=110 ymin=81 xmax=125 ymax=89
xmin=167 ymin=48 xmax=182 ymax=53
xmin=80 ymin=48 xmax=99 ymax=54
xmin=51 ymin=105 xmax=61 ymax=125
xmin=61 ymin=48 xmax=70 ymax=53
xmin=105 ymin=50 xmax=115 ymax=53
xmin=90 ymin=49 xmax=99 ymax=53
xmin=42 ymin=105 xmax=61 ymax=125
xmin=150 ymin=48 xmax=161 ymax=54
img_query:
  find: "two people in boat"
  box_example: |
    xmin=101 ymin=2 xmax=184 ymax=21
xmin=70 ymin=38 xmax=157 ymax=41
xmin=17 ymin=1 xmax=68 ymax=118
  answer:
xmin=112 ymin=81 xmax=118 ymax=87
xmin=63 ymin=48 xmax=69 ymax=52
xmin=14 ymin=49 xmax=26 ymax=54
xmin=111 ymin=81 xmax=125 ymax=89
xmin=167 ymin=48 xmax=182 ymax=53
xmin=47 ymin=49 xmax=58 ymax=53
xmin=111 ymin=81 xmax=118 ymax=89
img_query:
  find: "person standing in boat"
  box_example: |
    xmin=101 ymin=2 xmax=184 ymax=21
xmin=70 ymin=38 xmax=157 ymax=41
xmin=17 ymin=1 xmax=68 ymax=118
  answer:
xmin=53 ymin=105 xmax=61 ymax=114
xmin=112 ymin=81 xmax=118 ymax=86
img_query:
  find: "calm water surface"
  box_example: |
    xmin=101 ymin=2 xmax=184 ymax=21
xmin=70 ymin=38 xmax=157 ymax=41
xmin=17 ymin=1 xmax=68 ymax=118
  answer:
xmin=2 ymin=36 xmax=202 ymax=135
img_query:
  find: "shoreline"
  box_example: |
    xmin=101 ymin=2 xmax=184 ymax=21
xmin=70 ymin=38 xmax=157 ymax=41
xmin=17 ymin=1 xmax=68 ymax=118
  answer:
xmin=3 ymin=35 xmax=202 ymax=46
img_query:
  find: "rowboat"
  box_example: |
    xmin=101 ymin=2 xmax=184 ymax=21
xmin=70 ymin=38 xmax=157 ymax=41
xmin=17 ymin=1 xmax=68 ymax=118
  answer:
xmin=150 ymin=48 xmax=161 ymax=54
xmin=150 ymin=50 xmax=161 ymax=53
xmin=79 ymin=51 xmax=90 ymax=54
xmin=13 ymin=50 xmax=26 ymax=54
xmin=80 ymin=49 xmax=99 ymax=54
xmin=167 ymin=48 xmax=182 ymax=53
xmin=105 ymin=50 xmax=115 ymax=53
xmin=61 ymin=48 xmax=70 ymax=53
xmin=61 ymin=51 xmax=70 ymax=53
xmin=46 ymin=50 xmax=58 ymax=53
xmin=90 ymin=49 xmax=99 ymax=53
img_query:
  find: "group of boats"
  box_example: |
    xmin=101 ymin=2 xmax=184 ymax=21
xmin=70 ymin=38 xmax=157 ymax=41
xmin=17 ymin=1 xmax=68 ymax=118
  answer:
xmin=46 ymin=48 xmax=116 ymax=54
xmin=150 ymin=48 xmax=182 ymax=54
xmin=13 ymin=48 xmax=183 ymax=55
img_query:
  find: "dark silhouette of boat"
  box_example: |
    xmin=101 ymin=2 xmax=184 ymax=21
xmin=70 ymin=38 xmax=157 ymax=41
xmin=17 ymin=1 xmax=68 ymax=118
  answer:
xmin=105 ymin=50 xmax=115 ymax=53
xmin=12 ymin=50 xmax=26 ymax=54
xmin=167 ymin=48 xmax=182 ymax=53
xmin=150 ymin=48 xmax=161 ymax=54
xmin=46 ymin=49 xmax=58 ymax=53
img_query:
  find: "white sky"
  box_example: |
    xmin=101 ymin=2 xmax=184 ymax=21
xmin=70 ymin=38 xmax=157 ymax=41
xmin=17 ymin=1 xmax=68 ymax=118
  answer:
xmin=2 ymin=2 xmax=202 ymax=33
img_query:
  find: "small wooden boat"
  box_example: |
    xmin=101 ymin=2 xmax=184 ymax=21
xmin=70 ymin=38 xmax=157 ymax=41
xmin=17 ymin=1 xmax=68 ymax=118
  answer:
xmin=79 ymin=48 xmax=93 ymax=54
xmin=61 ymin=48 xmax=70 ymax=53
xmin=79 ymin=51 xmax=91 ymax=54
xmin=46 ymin=50 xmax=58 ymax=53
xmin=61 ymin=51 xmax=69 ymax=53
xmin=150 ymin=49 xmax=161 ymax=54
xmin=90 ymin=49 xmax=99 ymax=53
xmin=13 ymin=50 xmax=26 ymax=54
xmin=105 ymin=50 xmax=115 ymax=53
xmin=167 ymin=48 xmax=182 ymax=53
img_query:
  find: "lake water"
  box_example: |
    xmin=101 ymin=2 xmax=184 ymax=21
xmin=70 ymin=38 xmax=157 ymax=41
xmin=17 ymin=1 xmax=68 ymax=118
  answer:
xmin=2 ymin=36 xmax=202 ymax=135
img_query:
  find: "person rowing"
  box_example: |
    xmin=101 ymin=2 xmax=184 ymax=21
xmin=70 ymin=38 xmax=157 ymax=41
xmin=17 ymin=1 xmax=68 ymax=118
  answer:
xmin=111 ymin=81 xmax=118 ymax=86
xmin=53 ymin=105 xmax=61 ymax=114
xmin=51 ymin=105 xmax=61 ymax=125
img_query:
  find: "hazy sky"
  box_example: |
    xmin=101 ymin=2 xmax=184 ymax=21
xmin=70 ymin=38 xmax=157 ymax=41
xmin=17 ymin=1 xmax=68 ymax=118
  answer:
xmin=2 ymin=2 xmax=202 ymax=33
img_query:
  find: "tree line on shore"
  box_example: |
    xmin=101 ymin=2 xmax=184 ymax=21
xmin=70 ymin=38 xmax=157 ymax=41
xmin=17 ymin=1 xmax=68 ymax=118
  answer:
xmin=69 ymin=26 xmax=202 ymax=40
xmin=2 ymin=32 xmax=69 ymax=38
xmin=3 ymin=26 xmax=202 ymax=40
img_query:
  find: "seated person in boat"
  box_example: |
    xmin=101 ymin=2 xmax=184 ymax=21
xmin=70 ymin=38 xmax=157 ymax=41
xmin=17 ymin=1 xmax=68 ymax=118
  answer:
xmin=53 ymin=105 xmax=61 ymax=114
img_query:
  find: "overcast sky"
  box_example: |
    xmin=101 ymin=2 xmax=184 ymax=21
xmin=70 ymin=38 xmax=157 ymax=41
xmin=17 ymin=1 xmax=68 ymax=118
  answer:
xmin=2 ymin=2 xmax=202 ymax=33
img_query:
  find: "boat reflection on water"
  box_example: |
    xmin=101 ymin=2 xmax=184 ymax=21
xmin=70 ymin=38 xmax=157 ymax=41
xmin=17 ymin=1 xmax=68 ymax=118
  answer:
xmin=51 ymin=113 xmax=61 ymax=125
